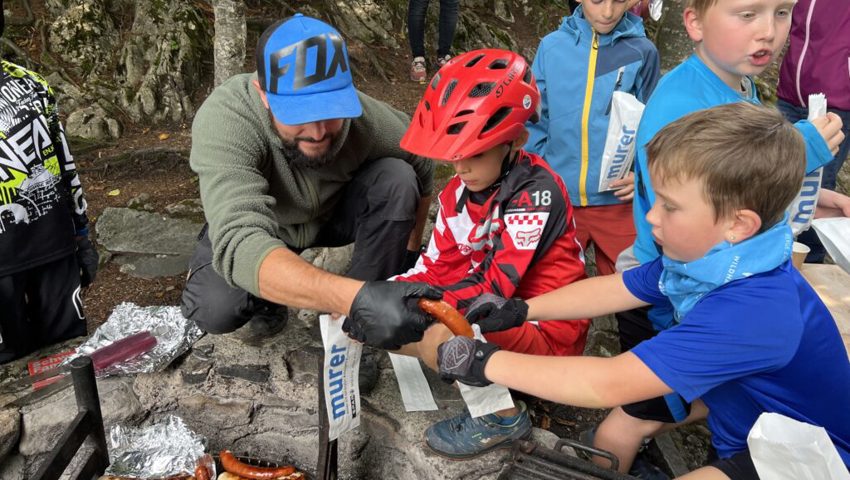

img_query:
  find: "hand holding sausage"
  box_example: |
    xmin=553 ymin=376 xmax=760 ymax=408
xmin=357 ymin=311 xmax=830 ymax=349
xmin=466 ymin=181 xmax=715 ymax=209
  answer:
xmin=465 ymin=294 xmax=529 ymax=333
xmin=344 ymin=281 xmax=442 ymax=349
xmin=417 ymin=299 xmax=474 ymax=337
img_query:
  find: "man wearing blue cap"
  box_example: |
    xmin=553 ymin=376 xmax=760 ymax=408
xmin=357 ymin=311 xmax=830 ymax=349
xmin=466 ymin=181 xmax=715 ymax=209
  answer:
xmin=182 ymin=15 xmax=438 ymax=352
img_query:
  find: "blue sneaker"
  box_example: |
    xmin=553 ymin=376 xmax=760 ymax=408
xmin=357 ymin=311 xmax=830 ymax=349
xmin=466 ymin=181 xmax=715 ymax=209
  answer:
xmin=425 ymin=401 xmax=532 ymax=458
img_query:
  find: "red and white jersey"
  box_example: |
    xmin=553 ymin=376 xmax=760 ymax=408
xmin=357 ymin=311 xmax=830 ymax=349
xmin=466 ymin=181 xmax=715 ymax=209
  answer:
xmin=394 ymin=151 xmax=590 ymax=355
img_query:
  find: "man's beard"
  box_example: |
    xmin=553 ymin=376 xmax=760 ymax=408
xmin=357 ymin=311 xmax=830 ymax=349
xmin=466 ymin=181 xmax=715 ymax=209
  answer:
xmin=280 ymin=131 xmax=343 ymax=169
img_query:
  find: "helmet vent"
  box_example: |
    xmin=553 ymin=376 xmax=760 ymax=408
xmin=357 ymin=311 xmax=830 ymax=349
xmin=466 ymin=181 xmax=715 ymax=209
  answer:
xmin=447 ymin=121 xmax=467 ymax=135
xmin=465 ymin=54 xmax=486 ymax=67
xmin=470 ymin=82 xmax=496 ymax=97
xmin=424 ymin=100 xmax=431 ymax=111
xmin=523 ymin=67 xmax=532 ymax=83
xmin=488 ymin=59 xmax=509 ymax=70
xmin=456 ymin=109 xmax=474 ymax=117
xmin=441 ymin=79 xmax=458 ymax=106
xmin=482 ymin=107 xmax=512 ymax=133
xmin=430 ymin=73 xmax=441 ymax=90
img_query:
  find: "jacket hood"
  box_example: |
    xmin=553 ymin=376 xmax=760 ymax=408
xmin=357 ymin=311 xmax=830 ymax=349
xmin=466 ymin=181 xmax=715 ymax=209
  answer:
xmin=559 ymin=5 xmax=646 ymax=45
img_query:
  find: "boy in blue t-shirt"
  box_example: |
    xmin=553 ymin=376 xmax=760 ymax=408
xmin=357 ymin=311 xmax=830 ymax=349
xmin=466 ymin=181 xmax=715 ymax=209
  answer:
xmin=526 ymin=0 xmax=659 ymax=278
xmin=605 ymin=0 xmax=845 ymax=473
xmin=438 ymin=103 xmax=850 ymax=479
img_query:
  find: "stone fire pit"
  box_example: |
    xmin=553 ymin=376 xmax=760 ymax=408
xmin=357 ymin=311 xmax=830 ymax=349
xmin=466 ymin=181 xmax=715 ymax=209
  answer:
xmin=0 ymin=301 xmax=565 ymax=479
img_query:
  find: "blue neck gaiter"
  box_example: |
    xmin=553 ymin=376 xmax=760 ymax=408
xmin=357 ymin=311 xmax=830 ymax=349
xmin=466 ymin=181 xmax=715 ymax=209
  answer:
xmin=659 ymin=218 xmax=793 ymax=320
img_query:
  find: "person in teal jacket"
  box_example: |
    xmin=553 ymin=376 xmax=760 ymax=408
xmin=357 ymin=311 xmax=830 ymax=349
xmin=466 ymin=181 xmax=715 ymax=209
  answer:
xmin=526 ymin=2 xmax=659 ymax=278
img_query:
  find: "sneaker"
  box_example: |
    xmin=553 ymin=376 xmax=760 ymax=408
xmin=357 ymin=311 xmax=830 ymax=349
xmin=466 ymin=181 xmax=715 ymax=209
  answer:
xmin=410 ymin=56 xmax=427 ymax=82
xmin=232 ymin=305 xmax=288 ymax=346
xmin=435 ymin=53 xmax=452 ymax=68
xmin=425 ymin=401 xmax=532 ymax=458
xmin=358 ymin=346 xmax=380 ymax=394
xmin=629 ymin=451 xmax=671 ymax=480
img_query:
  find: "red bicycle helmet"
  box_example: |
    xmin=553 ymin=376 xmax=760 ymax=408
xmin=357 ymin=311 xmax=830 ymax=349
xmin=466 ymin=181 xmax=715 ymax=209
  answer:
xmin=400 ymin=49 xmax=540 ymax=162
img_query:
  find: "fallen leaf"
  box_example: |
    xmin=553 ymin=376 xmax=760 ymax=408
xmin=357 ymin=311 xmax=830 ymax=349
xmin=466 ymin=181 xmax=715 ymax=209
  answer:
xmin=158 ymin=133 xmax=170 ymax=140
xmin=107 ymin=189 xmax=120 ymax=196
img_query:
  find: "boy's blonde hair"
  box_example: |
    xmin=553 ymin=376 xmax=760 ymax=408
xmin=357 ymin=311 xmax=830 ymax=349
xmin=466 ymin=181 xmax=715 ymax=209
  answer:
xmin=685 ymin=0 xmax=718 ymax=16
xmin=646 ymin=102 xmax=805 ymax=230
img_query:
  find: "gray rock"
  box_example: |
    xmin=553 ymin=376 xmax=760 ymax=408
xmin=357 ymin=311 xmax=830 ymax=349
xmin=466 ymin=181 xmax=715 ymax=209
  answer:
xmin=126 ymin=193 xmax=152 ymax=210
xmin=19 ymin=378 xmax=142 ymax=456
xmin=216 ymin=364 xmax=271 ymax=384
xmin=96 ymin=207 xmax=202 ymax=255
xmin=0 ymin=453 xmax=24 ymax=480
xmin=285 ymin=346 xmax=324 ymax=386
xmin=164 ymin=198 xmax=205 ymax=217
xmin=310 ymin=245 xmax=353 ymax=276
xmin=114 ymin=253 xmax=192 ymax=278
xmin=0 ymin=408 xmax=20 ymax=460
xmin=177 ymin=395 xmax=253 ymax=430
xmin=65 ymin=105 xmax=121 ymax=141
xmin=180 ymin=346 xmax=215 ymax=385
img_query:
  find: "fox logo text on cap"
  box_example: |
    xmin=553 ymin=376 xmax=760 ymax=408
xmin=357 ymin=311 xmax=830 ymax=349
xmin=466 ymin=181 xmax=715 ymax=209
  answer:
xmin=256 ymin=14 xmax=362 ymax=125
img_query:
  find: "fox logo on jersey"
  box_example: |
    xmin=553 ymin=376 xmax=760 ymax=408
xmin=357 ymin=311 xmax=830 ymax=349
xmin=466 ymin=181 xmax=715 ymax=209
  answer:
xmin=515 ymin=228 xmax=542 ymax=247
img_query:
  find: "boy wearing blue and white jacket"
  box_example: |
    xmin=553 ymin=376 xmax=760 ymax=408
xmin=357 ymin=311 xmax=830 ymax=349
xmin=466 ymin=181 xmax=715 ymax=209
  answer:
xmin=526 ymin=0 xmax=659 ymax=277
xmin=438 ymin=104 xmax=850 ymax=480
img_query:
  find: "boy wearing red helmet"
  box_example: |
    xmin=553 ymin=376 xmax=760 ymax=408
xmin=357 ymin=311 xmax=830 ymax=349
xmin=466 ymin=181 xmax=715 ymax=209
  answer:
xmin=391 ymin=49 xmax=590 ymax=458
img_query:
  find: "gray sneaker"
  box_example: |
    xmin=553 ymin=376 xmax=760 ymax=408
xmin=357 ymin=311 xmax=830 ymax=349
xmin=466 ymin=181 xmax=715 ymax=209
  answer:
xmin=232 ymin=305 xmax=288 ymax=345
xmin=425 ymin=401 xmax=532 ymax=458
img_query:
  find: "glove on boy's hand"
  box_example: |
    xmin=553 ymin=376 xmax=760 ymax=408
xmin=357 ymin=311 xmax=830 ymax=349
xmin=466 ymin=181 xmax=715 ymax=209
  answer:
xmin=345 ymin=281 xmax=442 ymax=350
xmin=76 ymin=236 xmax=99 ymax=287
xmin=437 ymin=336 xmax=500 ymax=387
xmin=465 ymin=294 xmax=529 ymax=333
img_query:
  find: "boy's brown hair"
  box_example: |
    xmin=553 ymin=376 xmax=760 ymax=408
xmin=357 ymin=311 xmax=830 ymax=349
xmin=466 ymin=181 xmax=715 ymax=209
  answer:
xmin=646 ymin=102 xmax=805 ymax=230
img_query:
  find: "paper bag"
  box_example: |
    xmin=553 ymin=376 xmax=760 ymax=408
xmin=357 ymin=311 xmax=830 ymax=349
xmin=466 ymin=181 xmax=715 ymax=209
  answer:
xmin=319 ymin=314 xmax=362 ymax=440
xmin=457 ymin=324 xmax=515 ymax=418
xmin=748 ymin=412 xmax=850 ymax=480
xmin=788 ymin=93 xmax=827 ymax=236
xmin=598 ymin=91 xmax=644 ymax=192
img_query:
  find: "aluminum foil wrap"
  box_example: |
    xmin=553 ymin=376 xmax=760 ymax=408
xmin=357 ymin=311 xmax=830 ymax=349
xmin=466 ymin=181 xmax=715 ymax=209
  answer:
xmin=73 ymin=302 xmax=203 ymax=375
xmin=105 ymin=415 xmax=206 ymax=478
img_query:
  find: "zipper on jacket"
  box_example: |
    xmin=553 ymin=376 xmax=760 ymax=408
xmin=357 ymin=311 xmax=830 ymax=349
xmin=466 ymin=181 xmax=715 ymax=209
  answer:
xmin=579 ymin=30 xmax=599 ymax=207
xmin=605 ymin=66 xmax=626 ymax=115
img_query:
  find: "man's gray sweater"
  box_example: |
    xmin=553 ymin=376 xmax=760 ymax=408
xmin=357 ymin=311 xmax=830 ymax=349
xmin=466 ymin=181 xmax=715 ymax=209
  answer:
xmin=190 ymin=73 xmax=434 ymax=296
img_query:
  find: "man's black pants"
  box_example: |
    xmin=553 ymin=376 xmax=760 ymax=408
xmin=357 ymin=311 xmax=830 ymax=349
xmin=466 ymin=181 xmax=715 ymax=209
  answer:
xmin=0 ymin=254 xmax=86 ymax=364
xmin=181 ymin=157 xmax=421 ymax=334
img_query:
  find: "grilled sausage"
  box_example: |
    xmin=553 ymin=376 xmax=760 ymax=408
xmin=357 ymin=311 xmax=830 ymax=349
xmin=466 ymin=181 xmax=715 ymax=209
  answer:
xmin=219 ymin=450 xmax=295 ymax=480
xmin=195 ymin=464 xmax=210 ymax=480
xmin=418 ymin=299 xmax=475 ymax=338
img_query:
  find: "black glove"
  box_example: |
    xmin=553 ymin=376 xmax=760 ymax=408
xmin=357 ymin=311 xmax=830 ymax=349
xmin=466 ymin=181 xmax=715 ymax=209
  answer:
xmin=344 ymin=281 xmax=442 ymax=350
xmin=465 ymin=294 xmax=529 ymax=333
xmin=437 ymin=336 xmax=500 ymax=387
xmin=75 ymin=236 xmax=99 ymax=288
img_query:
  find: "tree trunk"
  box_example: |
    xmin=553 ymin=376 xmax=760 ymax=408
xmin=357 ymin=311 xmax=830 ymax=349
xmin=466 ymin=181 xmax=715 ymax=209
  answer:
xmin=213 ymin=0 xmax=247 ymax=86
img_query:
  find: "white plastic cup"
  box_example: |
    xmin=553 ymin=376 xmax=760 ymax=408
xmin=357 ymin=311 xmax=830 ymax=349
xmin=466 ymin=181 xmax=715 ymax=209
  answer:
xmin=792 ymin=242 xmax=811 ymax=270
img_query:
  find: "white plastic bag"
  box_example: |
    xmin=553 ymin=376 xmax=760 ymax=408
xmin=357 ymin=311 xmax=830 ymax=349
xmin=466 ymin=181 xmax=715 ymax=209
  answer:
xmin=649 ymin=0 xmax=663 ymax=21
xmin=748 ymin=412 xmax=850 ymax=480
xmin=598 ymin=91 xmax=645 ymax=192
xmin=319 ymin=314 xmax=362 ymax=441
xmin=788 ymin=93 xmax=826 ymax=236
xmin=812 ymin=217 xmax=850 ymax=274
